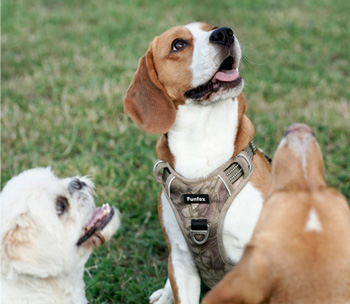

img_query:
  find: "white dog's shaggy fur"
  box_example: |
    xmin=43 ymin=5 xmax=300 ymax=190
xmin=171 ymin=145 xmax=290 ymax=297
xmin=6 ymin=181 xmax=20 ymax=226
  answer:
xmin=0 ymin=167 xmax=121 ymax=304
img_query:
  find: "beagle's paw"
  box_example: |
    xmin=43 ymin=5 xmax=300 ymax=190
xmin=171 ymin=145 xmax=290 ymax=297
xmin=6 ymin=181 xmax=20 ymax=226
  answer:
xmin=149 ymin=286 xmax=174 ymax=304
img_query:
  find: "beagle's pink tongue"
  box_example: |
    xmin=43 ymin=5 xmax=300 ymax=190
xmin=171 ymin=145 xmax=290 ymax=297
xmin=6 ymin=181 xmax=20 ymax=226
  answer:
xmin=212 ymin=69 xmax=239 ymax=83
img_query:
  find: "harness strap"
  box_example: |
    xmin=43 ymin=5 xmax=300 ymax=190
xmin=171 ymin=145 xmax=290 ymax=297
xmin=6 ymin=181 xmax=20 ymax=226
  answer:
xmin=153 ymin=141 xmax=256 ymax=288
xmin=153 ymin=141 xmax=255 ymax=188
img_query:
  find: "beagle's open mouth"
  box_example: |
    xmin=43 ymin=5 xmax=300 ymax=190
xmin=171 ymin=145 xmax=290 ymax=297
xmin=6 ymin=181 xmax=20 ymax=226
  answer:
xmin=77 ymin=203 xmax=114 ymax=246
xmin=184 ymin=56 xmax=242 ymax=100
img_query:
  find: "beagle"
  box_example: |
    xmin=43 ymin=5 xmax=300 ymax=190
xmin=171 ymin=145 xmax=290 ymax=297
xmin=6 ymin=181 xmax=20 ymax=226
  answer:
xmin=202 ymin=124 xmax=350 ymax=304
xmin=124 ymin=22 xmax=272 ymax=304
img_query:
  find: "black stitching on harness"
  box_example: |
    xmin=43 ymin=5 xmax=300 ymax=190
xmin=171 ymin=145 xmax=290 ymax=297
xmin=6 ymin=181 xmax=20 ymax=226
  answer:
xmin=264 ymin=154 xmax=272 ymax=164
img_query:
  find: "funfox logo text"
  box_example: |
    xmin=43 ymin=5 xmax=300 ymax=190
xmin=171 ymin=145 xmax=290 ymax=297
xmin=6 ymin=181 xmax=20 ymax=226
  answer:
xmin=184 ymin=194 xmax=210 ymax=204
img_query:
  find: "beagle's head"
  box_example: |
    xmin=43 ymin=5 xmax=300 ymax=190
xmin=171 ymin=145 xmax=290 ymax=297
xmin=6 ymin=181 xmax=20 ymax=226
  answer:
xmin=124 ymin=22 xmax=243 ymax=134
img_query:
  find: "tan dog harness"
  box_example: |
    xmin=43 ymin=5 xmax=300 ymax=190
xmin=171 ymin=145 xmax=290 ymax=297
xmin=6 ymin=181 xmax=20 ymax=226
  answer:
xmin=153 ymin=141 xmax=256 ymax=288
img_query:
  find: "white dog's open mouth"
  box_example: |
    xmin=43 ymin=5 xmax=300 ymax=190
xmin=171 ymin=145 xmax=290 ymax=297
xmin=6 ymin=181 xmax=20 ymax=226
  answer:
xmin=184 ymin=56 xmax=242 ymax=100
xmin=77 ymin=204 xmax=114 ymax=246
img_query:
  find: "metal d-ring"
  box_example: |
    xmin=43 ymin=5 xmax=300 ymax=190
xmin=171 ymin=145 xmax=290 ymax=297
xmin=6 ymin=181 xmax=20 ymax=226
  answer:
xmin=190 ymin=224 xmax=210 ymax=245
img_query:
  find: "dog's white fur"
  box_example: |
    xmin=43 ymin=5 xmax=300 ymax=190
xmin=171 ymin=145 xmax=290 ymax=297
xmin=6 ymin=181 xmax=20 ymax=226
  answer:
xmin=168 ymin=98 xmax=238 ymax=179
xmin=186 ymin=23 xmax=242 ymax=98
xmin=1 ymin=167 xmax=120 ymax=304
xmin=149 ymin=23 xmax=264 ymax=304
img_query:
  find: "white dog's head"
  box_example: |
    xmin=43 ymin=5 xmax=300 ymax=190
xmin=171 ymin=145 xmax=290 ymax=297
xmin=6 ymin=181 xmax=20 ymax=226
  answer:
xmin=1 ymin=167 xmax=120 ymax=302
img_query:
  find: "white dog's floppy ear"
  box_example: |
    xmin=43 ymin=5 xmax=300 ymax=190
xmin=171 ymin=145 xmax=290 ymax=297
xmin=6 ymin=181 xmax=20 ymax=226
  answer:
xmin=2 ymin=212 xmax=63 ymax=278
xmin=124 ymin=44 xmax=177 ymax=134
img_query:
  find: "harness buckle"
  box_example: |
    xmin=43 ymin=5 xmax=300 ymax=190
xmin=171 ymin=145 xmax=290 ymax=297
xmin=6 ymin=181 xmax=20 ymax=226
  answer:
xmin=190 ymin=219 xmax=210 ymax=245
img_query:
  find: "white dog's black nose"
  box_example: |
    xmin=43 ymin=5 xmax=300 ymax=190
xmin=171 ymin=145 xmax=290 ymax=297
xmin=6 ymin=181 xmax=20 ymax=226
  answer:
xmin=209 ymin=27 xmax=234 ymax=48
xmin=69 ymin=178 xmax=87 ymax=193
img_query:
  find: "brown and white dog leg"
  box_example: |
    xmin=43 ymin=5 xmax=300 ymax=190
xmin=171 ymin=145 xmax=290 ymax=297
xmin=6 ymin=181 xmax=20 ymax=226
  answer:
xmin=150 ymin=192 xmax=201 ymax=304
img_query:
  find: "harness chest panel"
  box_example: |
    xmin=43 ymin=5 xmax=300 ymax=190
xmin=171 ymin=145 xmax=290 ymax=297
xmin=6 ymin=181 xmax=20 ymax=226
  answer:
xmin=168 ymin=170 xmax=233 ymax=288
xmin=154 ymin=142 xmax=256 ymax=288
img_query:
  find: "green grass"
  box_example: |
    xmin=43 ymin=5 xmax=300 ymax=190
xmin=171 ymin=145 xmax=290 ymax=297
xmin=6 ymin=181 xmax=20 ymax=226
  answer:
xmin=2 ymin=0 xmax=349 ymax=303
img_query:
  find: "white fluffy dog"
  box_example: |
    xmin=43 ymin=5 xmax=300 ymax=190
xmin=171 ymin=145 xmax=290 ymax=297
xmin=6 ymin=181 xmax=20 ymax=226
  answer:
xmin=1 ymin=167 xmax=121 ymax=304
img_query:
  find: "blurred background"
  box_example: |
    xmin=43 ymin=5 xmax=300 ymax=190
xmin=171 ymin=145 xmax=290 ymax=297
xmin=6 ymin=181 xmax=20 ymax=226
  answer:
xmin=2 ymin=0 xmax=349 ymax=302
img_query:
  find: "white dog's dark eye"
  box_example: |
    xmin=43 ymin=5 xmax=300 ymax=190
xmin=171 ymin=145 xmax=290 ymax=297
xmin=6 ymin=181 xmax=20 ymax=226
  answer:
xmin=171 ymin=39 xmax=188 ymax=52
xmin=56 ymin=196 xmax=69 ymax=216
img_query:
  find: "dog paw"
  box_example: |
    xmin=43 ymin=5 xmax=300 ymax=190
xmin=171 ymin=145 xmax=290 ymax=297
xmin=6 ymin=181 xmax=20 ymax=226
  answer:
xmin=149 ymin=288 xmax=174 ymax=304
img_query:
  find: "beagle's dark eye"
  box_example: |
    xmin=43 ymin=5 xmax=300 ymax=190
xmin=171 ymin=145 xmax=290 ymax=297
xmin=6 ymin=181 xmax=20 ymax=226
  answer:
xmin=56 ymin=196 xmax=69 ymax=216
xmin=171 ymin=39 xmax=188 ymax=52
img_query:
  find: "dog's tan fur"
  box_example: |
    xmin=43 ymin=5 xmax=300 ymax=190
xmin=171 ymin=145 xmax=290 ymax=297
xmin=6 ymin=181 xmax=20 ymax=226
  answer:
xmin=202 ymin=124 xmax=350 ymax=304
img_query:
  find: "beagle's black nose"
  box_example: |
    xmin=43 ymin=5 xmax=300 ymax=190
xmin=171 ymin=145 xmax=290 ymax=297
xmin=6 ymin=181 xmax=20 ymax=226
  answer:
xmin=209 ymin=27 xmax=234 ymax=48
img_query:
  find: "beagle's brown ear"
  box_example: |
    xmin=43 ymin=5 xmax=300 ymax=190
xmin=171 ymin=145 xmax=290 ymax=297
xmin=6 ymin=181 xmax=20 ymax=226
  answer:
xmin=124 ymin=47 xmax=176 ymax=134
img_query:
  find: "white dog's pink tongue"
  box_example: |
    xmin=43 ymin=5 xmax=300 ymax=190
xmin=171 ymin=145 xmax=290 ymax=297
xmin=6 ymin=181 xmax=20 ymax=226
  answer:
xmin=212 ymin=69 xmax=239 ymax=83
xmin=85 ymin=204 xmax=111 ymax=229
xmin=86 ymin=208 xmax=103 ymax=228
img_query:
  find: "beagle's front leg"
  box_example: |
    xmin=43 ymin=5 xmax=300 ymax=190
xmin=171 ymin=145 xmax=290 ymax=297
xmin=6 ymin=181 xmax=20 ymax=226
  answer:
xmin=150 ymin=192 xmax=201 ymax=304
xmin=149 ymin=278 xmax=174 ymax=304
